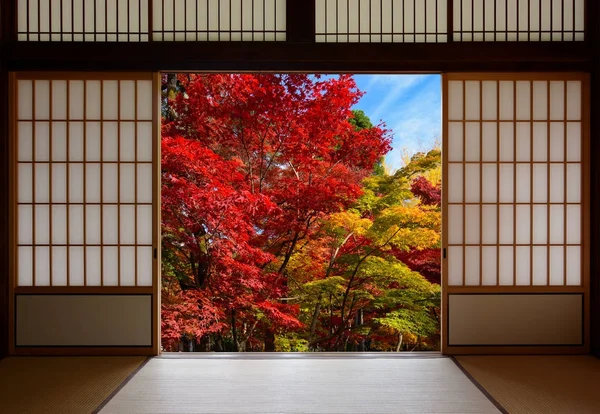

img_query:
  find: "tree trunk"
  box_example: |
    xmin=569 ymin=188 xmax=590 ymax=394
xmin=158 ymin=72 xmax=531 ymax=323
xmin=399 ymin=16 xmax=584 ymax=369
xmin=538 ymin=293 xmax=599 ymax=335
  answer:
xmin=277 ymin=231 xmax=300 ymax=276
xmin=396 ymin=333 xmax=403 ymax=352
xmin=215 ymin=335 xmax=224 ymax=352
xmin=198 ymin=335 xmax=210 ymax=352
xmin=231 ymin=309 xmax=239 ymax=352
xmin=264 ymin=331 xmax=276 ymax=352
xmin=308 ymin=297 xmax=322 ymax=344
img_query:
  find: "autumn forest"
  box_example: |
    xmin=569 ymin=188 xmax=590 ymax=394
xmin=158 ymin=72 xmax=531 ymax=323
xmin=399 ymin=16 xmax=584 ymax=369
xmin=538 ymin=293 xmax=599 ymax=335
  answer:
xmin=161 ymin=74 xmax=442 ymax=352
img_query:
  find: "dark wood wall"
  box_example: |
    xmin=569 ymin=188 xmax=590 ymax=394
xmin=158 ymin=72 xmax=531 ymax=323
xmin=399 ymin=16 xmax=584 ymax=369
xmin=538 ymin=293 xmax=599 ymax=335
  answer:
xmin=0 ymin=66 xmax=7 ymax=361
xmin=0 ymin=0 xmax=15 ymax=361
xmin=589 ymin=0 xmax=600 ymax=358
xmin=0 ymin=0 xmax=598 ymax=358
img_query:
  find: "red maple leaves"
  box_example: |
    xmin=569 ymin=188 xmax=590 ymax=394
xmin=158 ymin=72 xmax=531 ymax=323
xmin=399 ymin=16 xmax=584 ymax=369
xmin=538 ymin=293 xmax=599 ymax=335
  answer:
xmin=161 ymin=74 xmax=392 ymax=350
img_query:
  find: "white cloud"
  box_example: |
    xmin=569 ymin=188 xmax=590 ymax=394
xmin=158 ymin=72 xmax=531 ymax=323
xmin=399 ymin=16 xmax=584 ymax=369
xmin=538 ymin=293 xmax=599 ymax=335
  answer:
xmin=365 ymin=75 xmax=429 ymax=123
xmin=352 ymin=74 xmax=441 ymax=172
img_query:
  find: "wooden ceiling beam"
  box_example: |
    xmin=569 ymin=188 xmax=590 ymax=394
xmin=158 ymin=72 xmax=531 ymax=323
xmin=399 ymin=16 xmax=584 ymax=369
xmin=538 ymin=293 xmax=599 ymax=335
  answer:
xmin=4 ymin=40 xmax=594 ymax=72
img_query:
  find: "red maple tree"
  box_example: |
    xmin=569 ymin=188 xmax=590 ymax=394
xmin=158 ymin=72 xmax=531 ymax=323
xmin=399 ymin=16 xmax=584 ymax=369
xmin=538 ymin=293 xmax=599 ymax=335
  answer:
xmin=161 ymin=74 xmax=391 ymax=351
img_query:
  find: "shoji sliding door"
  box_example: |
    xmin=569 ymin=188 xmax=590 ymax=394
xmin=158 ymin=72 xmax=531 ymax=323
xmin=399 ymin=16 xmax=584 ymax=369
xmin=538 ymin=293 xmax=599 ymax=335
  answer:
xmin=442 ymin=73 xmax=589 ymax=354
xmin=9 ymin=73 xmax=160 ymax=355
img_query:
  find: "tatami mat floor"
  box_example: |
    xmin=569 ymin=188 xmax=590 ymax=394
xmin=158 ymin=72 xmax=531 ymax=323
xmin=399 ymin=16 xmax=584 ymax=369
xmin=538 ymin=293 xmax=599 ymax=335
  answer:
xmin=455 ymin=355 xmax=600 ymax=414
xmin=100 ymin=356 xmax=500 ymax=413
xmin=0 ymin=356 xmax=146 ymax=414
xmin=2 ymin=354 xmax=599 ymax=414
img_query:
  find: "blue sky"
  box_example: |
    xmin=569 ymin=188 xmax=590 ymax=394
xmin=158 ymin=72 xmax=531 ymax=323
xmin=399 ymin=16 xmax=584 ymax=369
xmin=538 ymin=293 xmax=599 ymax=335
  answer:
xmin=350 ymin=74 xmax=441 ymax=172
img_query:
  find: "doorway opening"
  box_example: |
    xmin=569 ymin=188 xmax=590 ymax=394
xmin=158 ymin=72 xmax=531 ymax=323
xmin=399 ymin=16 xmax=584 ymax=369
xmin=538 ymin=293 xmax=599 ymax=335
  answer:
xmin=160 ymin=74 xmax=442 ymax=352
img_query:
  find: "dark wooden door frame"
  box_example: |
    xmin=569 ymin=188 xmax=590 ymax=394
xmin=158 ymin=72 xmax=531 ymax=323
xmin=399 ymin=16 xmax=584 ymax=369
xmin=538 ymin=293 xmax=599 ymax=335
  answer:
xmin=0 ymin=0 xmax=16 ymax=361
xmin=588 ymin=0 xmax=600 ymax=358
xmin=0 ymin=0 xmax=599 ymax=359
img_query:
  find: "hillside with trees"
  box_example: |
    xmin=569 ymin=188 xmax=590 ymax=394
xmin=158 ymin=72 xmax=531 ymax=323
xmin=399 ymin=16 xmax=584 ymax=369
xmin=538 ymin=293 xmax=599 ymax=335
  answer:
xmin=160 ymin=74 xmax=441 ymax=352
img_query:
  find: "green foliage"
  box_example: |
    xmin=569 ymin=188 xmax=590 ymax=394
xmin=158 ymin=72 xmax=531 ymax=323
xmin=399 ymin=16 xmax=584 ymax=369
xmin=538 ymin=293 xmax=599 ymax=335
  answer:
xmin=275 ymin=335 xmax=310 ymax=352
xmin=279 ymin=146 xmax=442 ymax=351
xmin=394 ymin=149 xmax=441 ymax=180
xmin=162 ymin=74 xmax=442 ymax=352
xmin=349 ymin=109 xmax=374 ymax=130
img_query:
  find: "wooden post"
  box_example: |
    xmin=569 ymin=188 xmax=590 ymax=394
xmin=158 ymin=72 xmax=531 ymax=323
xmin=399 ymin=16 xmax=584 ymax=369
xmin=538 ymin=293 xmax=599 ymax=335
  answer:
xmin=587 ymin=0 xmax=600 ymax=357
xmin=286 ymin=0 xmax=315 ymax=43
xmin=0 ymin=0 xmax=16 ymax=359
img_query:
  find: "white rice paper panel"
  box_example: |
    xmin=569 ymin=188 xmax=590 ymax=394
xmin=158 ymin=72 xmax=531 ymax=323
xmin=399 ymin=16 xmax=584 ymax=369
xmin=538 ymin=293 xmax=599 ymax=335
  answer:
xmin=566 ymin=122 xmax=581 ymax=162
xmin=447 ymin=122 xmax=463 ymax=162
xmin=464 ymin=164 xmax=480 ymax=203
xmin=103 ymin=164 xmax=119 ymax=203
xmin=448 ymin=205 xmax=463 ymax=245
xmin=566 ymin=246 xmax=581 ymax=286
xmin=121 ymin=246 xmax=137 ymax=286
xmin=515 ymin=246 xmax=531 ymax=286
xmin=533 ymin=205 xmax=548 ymax=245
xmin=454 ymin=0 xmax=584 ymax=42
xmin=498 ymin=205 xmax=514 ymax=245
xmin=465 ymin=123 xmax=480 ymax=162
xmin=481 ymin=123 xmax=498 ymax=161
xmin=34 ymin=205 xmax=49 ymax=245
xmin=120 ymin=206 xmax=136 ymax=245
xmin=86 ymin=246 xmax=102 ymax=286
xmin=549 ymin=205 xmax=565 ymax=245
xmin=137 ymin=246 xmax=154 ymax=286
xmin=515 ymin=164 xmax=530 ymax=203
xmin=34 ymin=122 xmax=50 ymax=162
xmin=532 ymin=246 xmax=548 ymax=285
xmin=16 ymin=165 xmax=32 ymax=205
xmin=137 ymin=205 xmax=153 ymax=245
xmin=103 ymin=205 xmax=119 ymax=245
xmin=448 ymin=81 xmax=464 ymax=121
xmin=481 ymin=164 xmax=497 ymax=203
xmin=52 ymin=246 xmax=68 ymax=286
xmin=69 ymin=246 xmax=85 ymax=286
xmin=137 ymin=122 xmax=154 ymax=162
xmin=566 ymin=205 xmax=581 ymax=245
xmin=34 ymin=81 xmax=50 ymax=119
xmin=498 ymin=246 xmax=514 ymax=285
xmin=52 ymin=123 xmax=67 ymax=161
xmin=516 ymin=81 xmax=531 ymax=120
xmin=84 ymin=122 xmax=102 ymax=162
xmin=18 ymin=0 xmax=149 ymax=42
xmin=549 ymin=246 xmax=564 ymax=285
xmin=103 ymin=122 xmax=119 ymax=161
xmin=69 ymin=205 xmax=84 ymax=245
xmin=481 ymin=205 xmax=497 ymax=245
xmin=51 ymin=205 xmax=68 ymax=244
xmin=465 ymin=82 xmax=480 ymax=121
xmin=137 ymin=164 xmax=154 ymax=203
xmin=499 ymin=81 xmax=514 ymax=121
xmin=448 ymin=246 xmax=463 ymax=286
xmin=482 ymin=81 xmax=498 ymax=120
xmin=18 ymin=122 xmax=33 ymax=162
xmin=566 ymin=81 xmax=582 ymax=120
xmin=515 ymin=122 xmax=530 ymax=161
xmin=515 ymin=205 xmax=530 ymax=245
xmin=34 ymin=164 xmax=50 ymax=203
xmin=465 ymin=246 xmax=480 ymax=286
xmin=465 ymin=205 xmax=480 ymax=245
xmin=18 ymin=247 xmax=33 ymax=286
xmin=35 ymin=246 xmax=50 ymax=286
xmin=103 ymin=246 xmax=119 ymax=286
xmin=120 ymin=164 xmax=136 ymax=203
xmin=86 ymin=205 xmax=101 ymax=244
xmin=154 ymin=0 xmax=286 ymax=41
xmin=566 ymin=164 xmax=581 ymax=203
xmin=481 ymin=246 xmax=497 ymax=285
xmin=18 ymin=205 xmax=33 ymax=245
